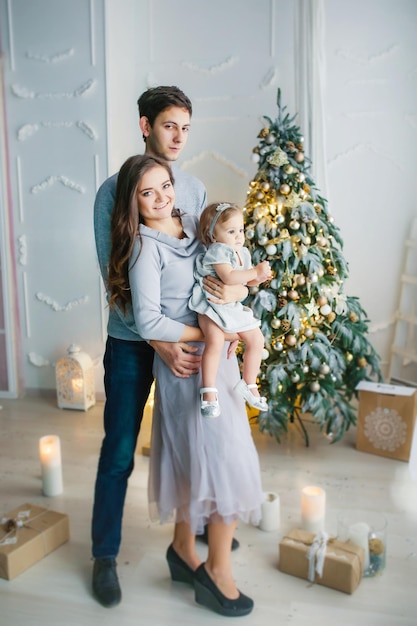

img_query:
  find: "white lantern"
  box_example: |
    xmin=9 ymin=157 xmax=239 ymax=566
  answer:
xmin=56 ymin=344 xmax=96 ymax=410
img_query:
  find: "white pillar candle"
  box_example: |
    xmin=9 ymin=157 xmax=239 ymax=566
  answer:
xmin=301 ymin=486 xmax=326 ymax=534
xmin=259 ymin=492 xmax=280 ymax=532
xmin=348 ymin=521 xmax=370 ymax=572
xmin=39 ymin=435 xmax=63 ymax=497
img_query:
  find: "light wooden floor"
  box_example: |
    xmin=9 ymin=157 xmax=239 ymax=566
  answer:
xmin=0 ymin=396 xmax=416 ymax=625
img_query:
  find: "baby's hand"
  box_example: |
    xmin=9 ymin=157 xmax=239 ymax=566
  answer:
xmin=256 ymin=260 xmax=272 ymax=283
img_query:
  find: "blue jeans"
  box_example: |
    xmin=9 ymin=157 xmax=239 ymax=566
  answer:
xmin=91 ymin=336 xmax=154 ymax=559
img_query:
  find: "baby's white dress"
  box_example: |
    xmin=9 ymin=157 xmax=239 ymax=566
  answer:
xmin=189 ymin=242 xmax=261 ymax=333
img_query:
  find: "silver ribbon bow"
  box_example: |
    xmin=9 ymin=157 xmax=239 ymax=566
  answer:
xmin=306 ymin=531 xmax=329 ymax=582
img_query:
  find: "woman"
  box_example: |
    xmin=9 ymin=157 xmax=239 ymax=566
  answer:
xmin=108 ymin=154 xmax=264 ymax=617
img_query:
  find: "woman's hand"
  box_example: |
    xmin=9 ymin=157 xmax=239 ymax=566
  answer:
xmin=203 ymin=275 xmax=248 ymax=304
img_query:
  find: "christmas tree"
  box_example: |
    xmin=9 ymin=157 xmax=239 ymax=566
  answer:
xmin=243 ymin=89 xmax=382 ymax=444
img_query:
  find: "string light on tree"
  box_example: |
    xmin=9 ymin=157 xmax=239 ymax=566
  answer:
xmin=241 ymin=88 xmax=382 ymax=444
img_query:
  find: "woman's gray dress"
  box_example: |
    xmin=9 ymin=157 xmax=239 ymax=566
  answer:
xmin=129 ymin=214 xmax=263 ymax=534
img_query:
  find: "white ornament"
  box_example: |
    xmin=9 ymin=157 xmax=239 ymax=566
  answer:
xmin=265 ymin=244 xmax=277 ymax=256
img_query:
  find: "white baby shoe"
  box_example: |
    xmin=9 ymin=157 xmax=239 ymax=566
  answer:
xmin=234 ymin=380 xmax=268 ymax=412
xmin=200 ymin=387 xmax=221 ymax=418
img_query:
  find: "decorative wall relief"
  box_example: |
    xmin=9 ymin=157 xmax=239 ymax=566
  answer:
xmin=35 ymin=293 xmax=88 ymax=312
xmin=18 ymin=121 xmax=97 ymax=141
xmin=182 ymin=150 xmax=247 ymax=178
xmin=181 ymin=56 xmax=239 ymax=75
xmin=17 ymin=235 xmax=27 ymax=266
xmin=30 ymin=176 xmax=85 ymax=194
xmin=28 ymin=352 xmax=51 ymax=367
xmin=11 ymin=78 xmax=95 ymax=99
xmin=260 ymin=67 xmax=279 ymax=89
xmin=328 ymin=143 xmax=403 ymax=171
xmin=26 ymin=48 xmax=75 ymax=63
xmin=335 ymin=43 xmax=399 ymax=65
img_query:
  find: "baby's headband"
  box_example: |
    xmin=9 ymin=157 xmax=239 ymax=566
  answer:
xmin=208 ymin=203 xmax=233 ymax=239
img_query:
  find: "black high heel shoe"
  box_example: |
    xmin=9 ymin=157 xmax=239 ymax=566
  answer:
xmin=166 ymin=544 xmax=195 ymax=585
xmin=194 ymin=563 xmax=254 ymax=617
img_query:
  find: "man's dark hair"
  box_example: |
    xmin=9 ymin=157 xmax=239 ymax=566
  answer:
xmin=137 ymin=86 xmax=192 ymax=127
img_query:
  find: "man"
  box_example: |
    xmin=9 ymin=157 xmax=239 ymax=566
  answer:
xmin=92 ymin=86 xmax=241 ymax=608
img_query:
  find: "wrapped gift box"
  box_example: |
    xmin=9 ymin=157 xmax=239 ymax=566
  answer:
xmin=279 ymin=528 xmax=364 ymax=594
xmin=0 ymin=502 xmax=70 ymax=580
xmin=356 ymin=381 xmax=417 ymax=462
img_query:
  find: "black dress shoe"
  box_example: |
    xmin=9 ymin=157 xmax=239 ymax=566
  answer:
xmin=194 ymin=563 xmax=254 ymax=617
xmin=166 ymin=544 xmax=195 ymax=585
xmin=92 ymin=558 xmax=121 ymax=608
xmin=197 ymin=525 xmax=240 ymax=551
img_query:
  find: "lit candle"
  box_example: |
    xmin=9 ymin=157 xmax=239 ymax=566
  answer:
xmin=259 ymin=492 xmax=280 ymax=532
xmin=348 ymin=522 xmax=370 ymax=572
xmin=39 ymin=435 xmax=63 ymax=496
xmin=71 ymin=378 xmax=83 ymax=394
xmin=301 ymin=486 xmax=326 ymax=534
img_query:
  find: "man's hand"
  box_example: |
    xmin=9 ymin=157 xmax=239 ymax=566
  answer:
xmin=150 ymin=340 xmax=201 ymax=378
xmin=203 ymin=275 xmax=248 ymax=304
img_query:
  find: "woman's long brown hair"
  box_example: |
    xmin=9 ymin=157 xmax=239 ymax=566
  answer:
xmin=107 ymin=154 xmax=174 ymax=312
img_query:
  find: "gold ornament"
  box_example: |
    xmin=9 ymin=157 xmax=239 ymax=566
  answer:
xmin=310 ymin=381 xmax=320 ymax=392
xmin=316 ymin=236 xmax=328 ymax=247
xmin=258 ymin=128 xmax=269 ymax=138
xmin=349 ymin=312 xmax=359 ymax=323
xmin=346 ymin=352 xmax=353 ymax=362
xmin=314 ymin=203 xmax=323 ymax=214
xmin=284 ymin=164 xmax=295 ymax=174
xmin=287 ymin=289 xmax=299 ymax=301
xmin=280 ymin=183 xmax=290 ymax=195
xmin=327 ymin=265 xmax=336 ymax=276
xmin=357 ymin=357 xmax=367 ymax=368
xmin=296 ymin=274 xmax=306 ymax=286
xmin=327 ymin=312 xmax=336 ymax=323
xmin=316 ymin=295 xmax=328 ymax=307
xmin=294 ymin=151 xmax=305 ymax=163
xmin=261 ymin=181 xmax=270 ymax=191
xmin=285 ymin=190 xmax=302 ymax=208
xmin=285 ymin=335 xmax=297 ymax=347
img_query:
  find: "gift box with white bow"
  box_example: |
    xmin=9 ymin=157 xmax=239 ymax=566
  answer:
xmin=278 ymin=528 xmax=364 ymax=594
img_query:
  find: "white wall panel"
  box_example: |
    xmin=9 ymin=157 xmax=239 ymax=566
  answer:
xmin=324 ymin=0 xmax=417 ymax=373
xmin=0 ymin=0 xmax=108 ymax=392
